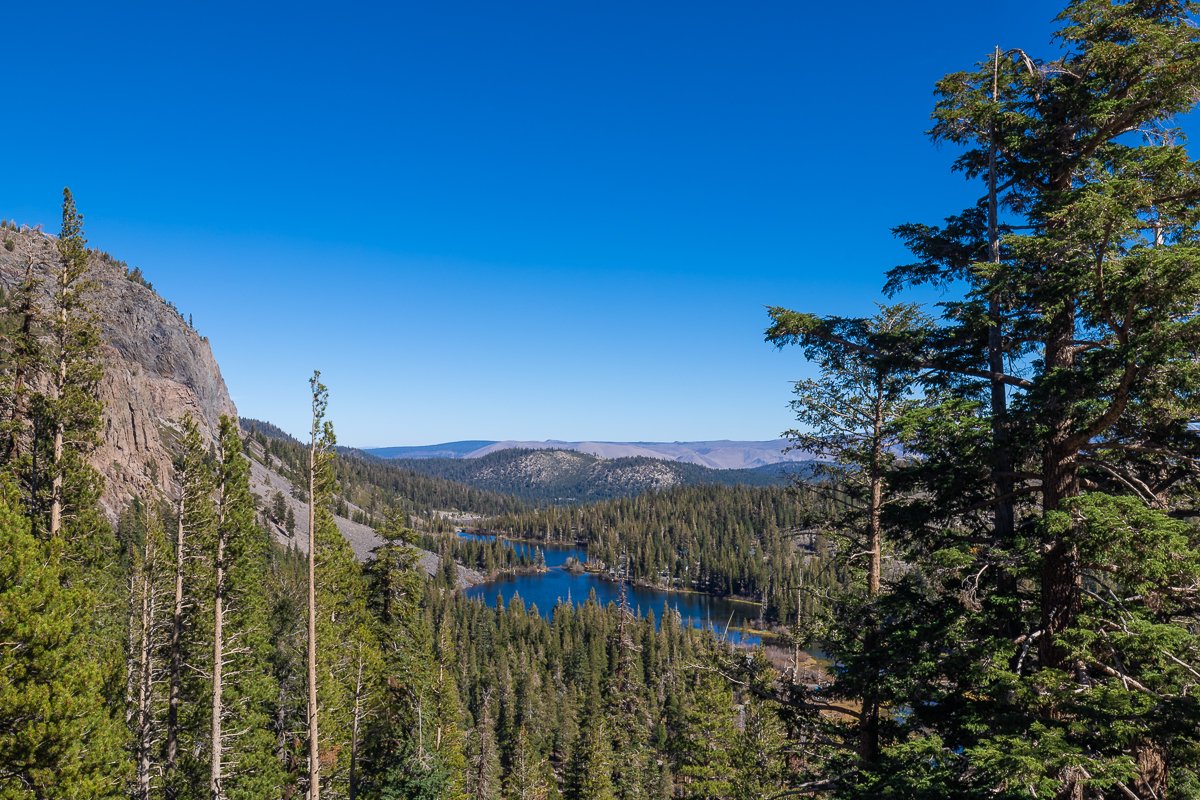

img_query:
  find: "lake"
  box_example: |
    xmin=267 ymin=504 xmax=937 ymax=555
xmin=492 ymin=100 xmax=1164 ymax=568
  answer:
xmin=460 ymin=532 xmax=766 ymax=645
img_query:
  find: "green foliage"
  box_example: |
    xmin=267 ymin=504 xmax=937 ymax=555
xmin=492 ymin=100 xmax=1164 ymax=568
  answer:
xmin=240 ymin=417 xmax=527 ymax=522
xmin=485 ymin=484 xmax=837 ymax=625
xmin=0 ymin=480 xmax=126 ymax=799
xmin=761 ymin=2 xmax=1200 ymax=797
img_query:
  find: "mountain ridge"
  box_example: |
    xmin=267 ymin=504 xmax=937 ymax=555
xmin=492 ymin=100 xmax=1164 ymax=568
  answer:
xmin=367 ymin=438 xmax=810 ymax=469
xmin=386 ymin=447 xmax=812 ymax=504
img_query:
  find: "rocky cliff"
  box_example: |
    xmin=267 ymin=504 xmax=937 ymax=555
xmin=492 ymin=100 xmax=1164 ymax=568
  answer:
xmin=0 ymin=222 xmax=482 ymax=582
xmin=0 ymin=224 xmax=236 ymax=516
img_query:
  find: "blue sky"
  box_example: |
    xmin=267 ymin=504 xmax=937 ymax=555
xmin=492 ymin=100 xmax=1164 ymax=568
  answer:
xmin=4 ymin=0 xmax=1078 ymax=446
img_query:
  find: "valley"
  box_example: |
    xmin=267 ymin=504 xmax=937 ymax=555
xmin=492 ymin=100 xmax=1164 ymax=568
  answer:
xmin=5 ymin=5 xmax=1200 ymax=798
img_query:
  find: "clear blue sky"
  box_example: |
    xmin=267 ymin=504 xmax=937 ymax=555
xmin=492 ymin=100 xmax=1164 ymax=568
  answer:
xmin=4 ymin=0 xmax=1077 ymax=447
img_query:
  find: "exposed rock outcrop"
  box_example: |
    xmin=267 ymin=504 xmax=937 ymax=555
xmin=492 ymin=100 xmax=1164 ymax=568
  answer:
xmin=0 ymin=223 xmax=484 ymax=584
xmin=0 ymin=225 xmax=235 ymax=516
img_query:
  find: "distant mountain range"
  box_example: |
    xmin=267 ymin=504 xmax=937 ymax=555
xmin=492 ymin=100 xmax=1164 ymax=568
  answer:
xmin=382 ymin=448 xmax=814 ymax=505
xmin=366 ymin=439 xmax=809 ymax=470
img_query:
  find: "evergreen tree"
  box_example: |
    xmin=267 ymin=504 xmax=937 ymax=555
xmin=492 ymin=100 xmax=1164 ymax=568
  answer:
xmin=307 ymin=371 xmax=333 ymax=800
xmin=165 ymin=415 xmax=214 ymax=798
xmin=209 ymin=417 xmax=285 ymax=800
xmin=41 ymin=187 xmax=104 ymax=542
xmin=0 ymin=254 xmax=41 ymax=471
xmin=468 ymin=692 xmax=502 ymax=800
xmin=671 ymin=662 xmax=736 ymax=800
xmin=766 ymin=2 xmax=1200 ymax=796
xmin=0 ymin=479 xmax=126 ymax=799
xmin=562 ymin=687 xmax=615 ymax=800
xmin=118 ymin=501 xmax=173 ymax=800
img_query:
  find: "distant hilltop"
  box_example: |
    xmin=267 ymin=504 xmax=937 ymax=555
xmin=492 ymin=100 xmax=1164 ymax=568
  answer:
xmin=366 ymin=439 xmax=810 ymax=470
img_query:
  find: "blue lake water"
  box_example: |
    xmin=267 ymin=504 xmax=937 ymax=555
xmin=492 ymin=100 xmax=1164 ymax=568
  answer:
xmin=460 ymin=533 xmax=765 ymax=645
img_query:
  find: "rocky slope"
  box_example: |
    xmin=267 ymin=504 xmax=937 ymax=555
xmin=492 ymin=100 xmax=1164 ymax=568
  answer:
xmin=0 ymin=224 xmax=234 ymax=516
xmin=0 ymin=223 xmax=478 ymax=581
xmin=244 ymin=439 xmax=482 ymax=586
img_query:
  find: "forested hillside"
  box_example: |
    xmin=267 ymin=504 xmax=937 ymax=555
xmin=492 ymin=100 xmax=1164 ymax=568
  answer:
xmin=242 ymin=417 xmax=528 ymax=522
xmin=0 ymin=199 xmax=770 ymax=799
xmin=389 ymin=447 xmax=804 ymax=504
xmin=4 ymin=3 xmax=1200 ymax=799
xmin=482 ymin=484 xmax=839 ymax=625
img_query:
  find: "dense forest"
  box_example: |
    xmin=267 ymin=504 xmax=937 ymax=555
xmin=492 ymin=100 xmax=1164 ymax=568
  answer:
xmin=4 ymin=2 xmax=1200 ymax=799
xmin=480 ymin=485 xmax=840 ymax=626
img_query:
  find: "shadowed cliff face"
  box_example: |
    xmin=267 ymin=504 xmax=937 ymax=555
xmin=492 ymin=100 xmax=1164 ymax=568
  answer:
xmin=0 ymin=225 xmax=236 ymax=517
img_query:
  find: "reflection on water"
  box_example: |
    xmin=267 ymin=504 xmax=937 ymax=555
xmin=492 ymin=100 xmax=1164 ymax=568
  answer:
xmin=459 ymin=532 xmax=764 ymax=646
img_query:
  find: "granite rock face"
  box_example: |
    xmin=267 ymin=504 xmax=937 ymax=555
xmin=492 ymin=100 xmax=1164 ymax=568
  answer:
xmin=0 ymin=226 xmax=236 ymax=516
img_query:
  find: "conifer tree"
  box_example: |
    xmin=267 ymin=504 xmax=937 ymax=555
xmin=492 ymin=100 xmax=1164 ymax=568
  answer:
xmin=502 ymin=724 xmax=552 ymax=800
xmin=468 ymin=692 xmax=502 ymax=800
xmin=165 ymin=415 xmax=214 ymax=797
xmin=563 ymin=685 xmax=615 ymax=800
xmin=767 ymin=304 xmax=923 ymax=766
xmin=362 ymin=515 xmax=446 ymax=799
xmin=671 ymin=662 xmax=736 ymax=800
xmin=0 ymin=254 xmax=41 ymax=471
xmin=307 ymin=371 xmax=333 ymax=800
xmin=767 ymin=2 xmax=1200 ymax=796
xmin=0 ymin=479 xmax=126 ymax=799
xmin=119 ymin=501 xmax=173 ymax=800
xmin=732 ymin=696 xmax=788 ymax=800
xmin=208 ymin=417 xmax=286 ymax=800
xmin=43 ymin=188 xmax=103 ymax=541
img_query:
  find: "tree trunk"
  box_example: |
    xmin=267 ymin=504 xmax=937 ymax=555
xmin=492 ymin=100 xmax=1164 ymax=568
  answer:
xmin=166 ymin=489 xmax=186 ymax=795
xmin=1039 ymin=301 xmax=1080 ymax=672
xmin=1133 ymin=740 xmax=1168 ymax=799
xmin=859 ymin=387 xmax=886 ymax=764
xmin=307 ymin=427 xmax=321 ymax=800
xmin=211 ymin=477 xmax=227 ymax=800
xmin=349 ymin=656 xmax=364 ymax=800
xmin=48 ymin=287 xmax=67 ymax=539
xmin=135 ymin=535 xmax=156 ymax=800
xmin=987 ymin=45 xmax=1015 ymax=546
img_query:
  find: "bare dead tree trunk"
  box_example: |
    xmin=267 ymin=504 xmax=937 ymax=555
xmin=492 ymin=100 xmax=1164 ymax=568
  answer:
xmin=211 ymin=465 xmax=228 ymax=800
xmin=166 ymin=486 xmax=186 ymax=795
xmin=48 ymin=298 xmax=66 ymax=539
xmin=349 ymin=655 xmax=365 ymax=800
xmin=792 ymin=586 xmax=802 ymax=684
xmin=135 ymin=533 xmax=158 ymax=800
xmin=866 ymin=389 xmax=884 ymax=597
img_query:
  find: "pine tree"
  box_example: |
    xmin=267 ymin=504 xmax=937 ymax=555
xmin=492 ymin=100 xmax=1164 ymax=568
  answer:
xmin=42 ymin=188 xmax=104 ymax=542
xmin=671 ymin=662 xmax=736 ymax=800
xmin=307 ymin=371 xmax=333 ymax=800
xmin=209 ymin=416 xmax=286 ymax=800
xmin=562 ymin=687 xmax=614 ymax=800
xmin=119 ymin=502 xmax=173 ymax=800
xmin=766 ymin=2 xmax=1200 ymax=796
xmin=165 ymin=415 xmax=214 ymax=798
xmin=0 ymin=479 xmax=126 ymax=799
xmin=732 ymin=696 xmax=788 ymax=800
xmin=766 ymin=304 xmax=924 ymax=767
xmin=0 ymin=253 xmax=41 ymax=471
xmin=468 ymin=692 xmax=502 ymax=800
xmin=502 ymin=724 xmax=552 ymax=800
xmin=362 ymin=515 xmax=448 ymax=799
